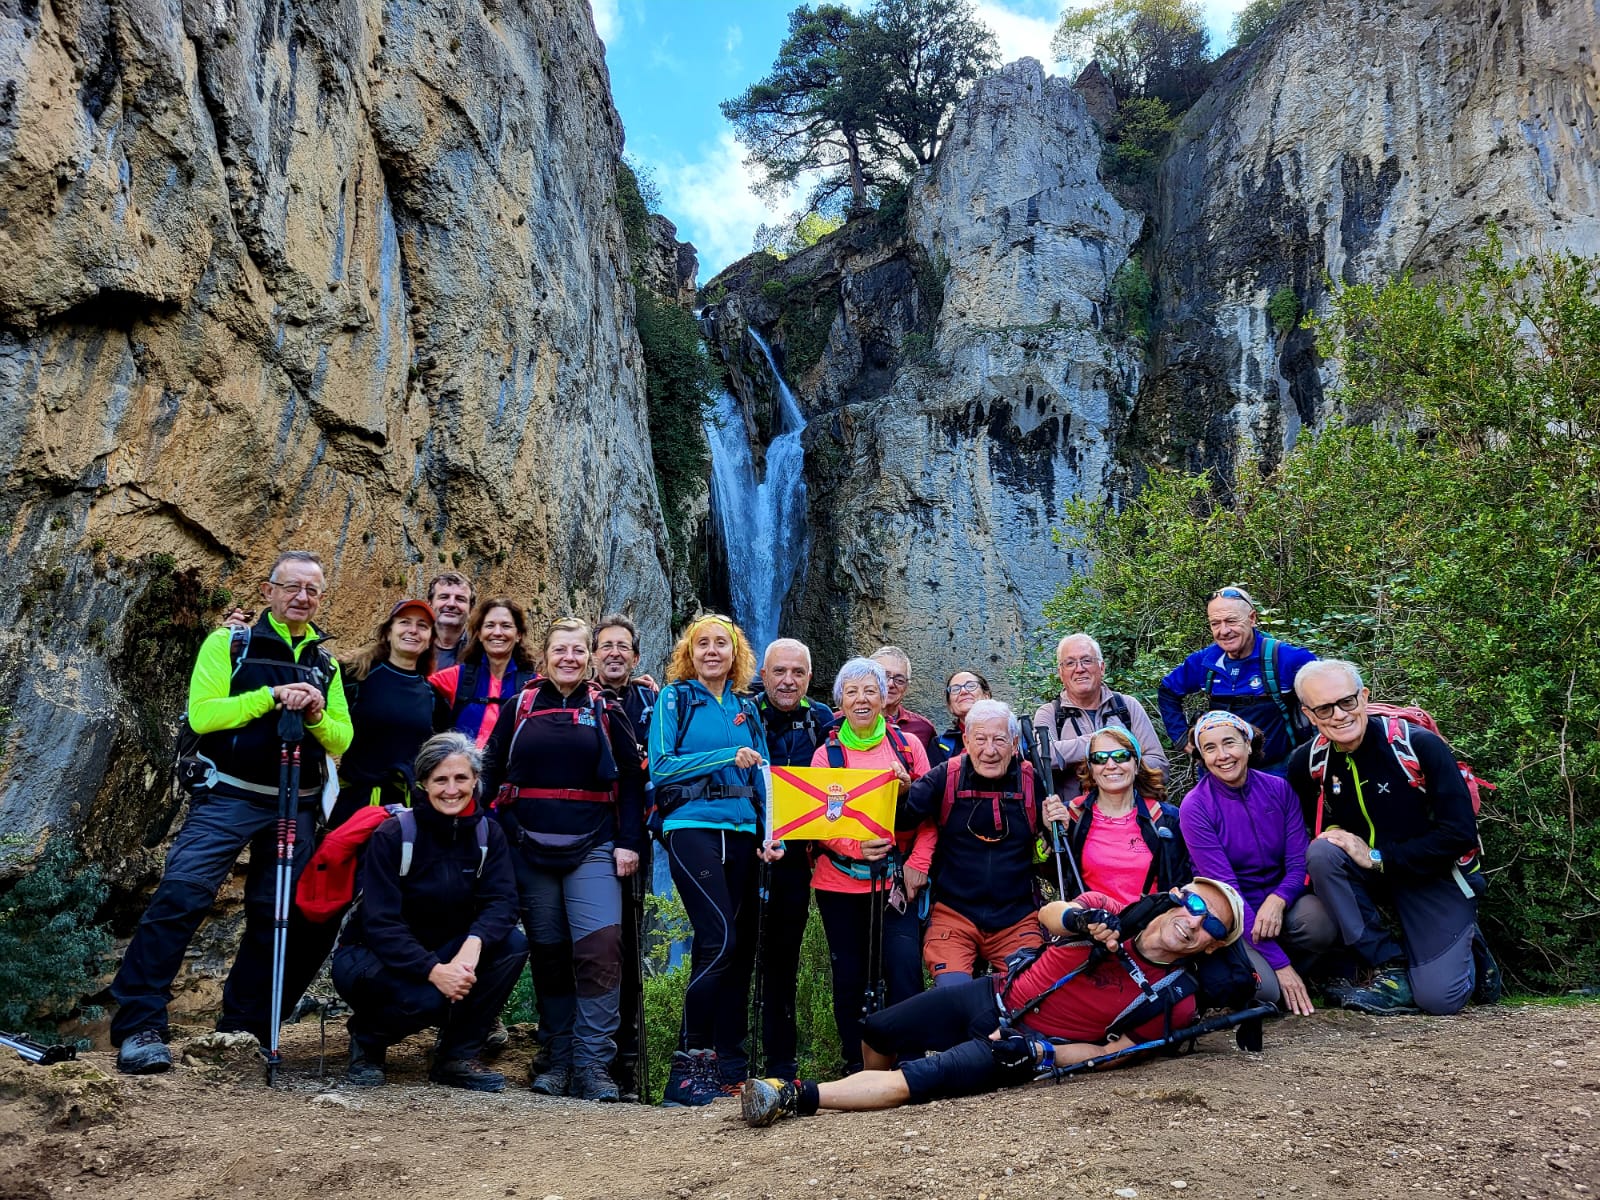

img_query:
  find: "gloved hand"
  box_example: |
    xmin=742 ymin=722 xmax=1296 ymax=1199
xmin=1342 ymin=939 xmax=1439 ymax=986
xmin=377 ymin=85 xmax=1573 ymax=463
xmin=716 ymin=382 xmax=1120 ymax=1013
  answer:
xmin=1059 ymin=907 xmax=1121 ymax=936
xmin=989 ymin=1031 xmax=1039 ymax=1085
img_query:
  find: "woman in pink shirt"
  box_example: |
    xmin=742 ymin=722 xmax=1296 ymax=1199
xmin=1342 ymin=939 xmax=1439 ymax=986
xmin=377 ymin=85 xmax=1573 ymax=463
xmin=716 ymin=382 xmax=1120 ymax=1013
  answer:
xmin=428 ymin=598 xmax=534 ymax=748
xmin=809 ymin=657 xmax=933 ymax=1074
xmin=1042 ymin=727 xmax=1190 ymax=906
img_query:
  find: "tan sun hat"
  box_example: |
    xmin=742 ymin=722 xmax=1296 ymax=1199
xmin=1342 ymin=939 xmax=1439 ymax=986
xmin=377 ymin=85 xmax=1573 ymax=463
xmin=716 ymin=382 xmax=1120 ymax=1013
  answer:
xmin=1189 ymin=877 xmax=1246 ymax=947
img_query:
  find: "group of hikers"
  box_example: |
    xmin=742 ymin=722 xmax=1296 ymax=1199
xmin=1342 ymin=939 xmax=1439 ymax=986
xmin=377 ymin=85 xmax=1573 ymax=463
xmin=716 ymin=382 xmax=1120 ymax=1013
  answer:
xmin=106 ymin=552 xmax=1500 ymax=1122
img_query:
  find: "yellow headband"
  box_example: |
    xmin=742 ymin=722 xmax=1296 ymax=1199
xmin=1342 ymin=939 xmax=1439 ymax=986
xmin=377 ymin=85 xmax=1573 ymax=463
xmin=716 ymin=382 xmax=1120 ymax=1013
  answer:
xmin=687 ymin=615 xmax=738 ymax=649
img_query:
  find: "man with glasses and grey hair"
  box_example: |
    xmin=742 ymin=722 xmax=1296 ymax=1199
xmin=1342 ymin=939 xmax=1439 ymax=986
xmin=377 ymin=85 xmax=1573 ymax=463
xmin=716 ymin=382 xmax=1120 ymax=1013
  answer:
xmin=110 ymin=550 xmax=352 ymax=1073
xmin=869 ymin=645 xmax=938 ymax=755
xmin=1286 ymin=659 xmax=1498 ymax=1015
xmin=1034 ymin=633 xmax=1168 ymax=800
xmin=1158 ymin=586 xmax=1318 ymax=775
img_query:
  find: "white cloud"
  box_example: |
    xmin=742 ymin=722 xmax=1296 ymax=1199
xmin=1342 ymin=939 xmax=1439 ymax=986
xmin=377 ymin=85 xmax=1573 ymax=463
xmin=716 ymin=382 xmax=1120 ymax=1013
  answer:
xmin=725 ymin=25 xmax=743 ymax=56
xmin=973 ymin=2 xmax=1058 ymax=68
xmin=640 ymin=133 xmax=802 ymax=279
xmin=591 ymin=0 xmax=620 ymax=45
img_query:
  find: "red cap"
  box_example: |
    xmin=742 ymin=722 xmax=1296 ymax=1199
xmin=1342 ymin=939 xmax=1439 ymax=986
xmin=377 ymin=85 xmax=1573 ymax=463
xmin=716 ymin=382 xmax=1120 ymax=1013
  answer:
xmin=389 ymin=598 xmax=436 ymax=622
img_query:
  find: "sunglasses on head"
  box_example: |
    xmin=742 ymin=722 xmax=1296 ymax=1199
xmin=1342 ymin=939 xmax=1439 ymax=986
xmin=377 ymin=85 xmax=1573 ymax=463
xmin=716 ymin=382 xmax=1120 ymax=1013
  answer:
xmin=1088 ymin=748 xmax=1136 ymax=765
xmin=1178 ymin=890 xmax=1230 ymax=941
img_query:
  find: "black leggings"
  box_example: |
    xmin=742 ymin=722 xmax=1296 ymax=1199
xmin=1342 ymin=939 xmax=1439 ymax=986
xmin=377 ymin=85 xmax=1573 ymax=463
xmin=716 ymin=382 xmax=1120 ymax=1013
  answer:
xmin=666 ymin=828 xmax=759 ymax=1073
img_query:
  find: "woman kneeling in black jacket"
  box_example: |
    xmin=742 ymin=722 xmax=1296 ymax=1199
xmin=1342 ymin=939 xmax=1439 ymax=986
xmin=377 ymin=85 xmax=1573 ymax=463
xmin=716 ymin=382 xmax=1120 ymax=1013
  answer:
xmin=333 ymin=732 xmax=528 ymax=1091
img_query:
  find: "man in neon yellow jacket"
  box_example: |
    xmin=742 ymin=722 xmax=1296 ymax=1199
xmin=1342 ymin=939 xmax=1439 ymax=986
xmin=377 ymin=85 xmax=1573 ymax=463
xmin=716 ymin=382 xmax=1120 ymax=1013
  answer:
xmin=111 ymin=550 xmax=351 ymax=1074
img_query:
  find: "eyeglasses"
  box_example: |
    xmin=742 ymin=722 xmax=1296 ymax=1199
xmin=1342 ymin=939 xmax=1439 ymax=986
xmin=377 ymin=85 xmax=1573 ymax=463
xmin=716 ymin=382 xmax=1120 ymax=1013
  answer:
xmin=268 ymin=580 xmax=323 ymax=599
xmin=1178 ymin=890 xmax=1231 ymax=941
xmin=1088 ymin=748 xmax=1136 ymax=765
xmin=596 ymin=639 xmax=636 ymax=654
xmin=884 ymin=674 xmax=908 ymax=687
xmin=1059 ymin=656 xmax=1099 ymax=669
xmin=946 ymin=680 xmax=984 ymax=696
xmin=1305 ymin=692 xmax=1363 ymax=721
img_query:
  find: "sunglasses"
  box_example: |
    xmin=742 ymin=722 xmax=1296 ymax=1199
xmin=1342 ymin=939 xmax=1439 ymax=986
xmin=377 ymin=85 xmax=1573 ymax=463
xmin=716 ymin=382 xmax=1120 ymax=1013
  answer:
xmin=1209 ymin=586 xmax=1256 ymax=606
xmin=1305 ymin=692 xmax=1363 ymax=721
xmin=1088 ymin=748 xmax=1136 ymax=765
xmin=1178 ymin=890 xmax=1230 ymax=941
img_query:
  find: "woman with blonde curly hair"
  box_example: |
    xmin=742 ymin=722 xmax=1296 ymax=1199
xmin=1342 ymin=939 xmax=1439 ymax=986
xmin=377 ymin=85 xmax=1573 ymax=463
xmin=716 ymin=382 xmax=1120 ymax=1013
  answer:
xmin=647 ymin=613 xmax=776 ymax=1107
xmin=1042 ymin=726 xmax=1191 ymax=906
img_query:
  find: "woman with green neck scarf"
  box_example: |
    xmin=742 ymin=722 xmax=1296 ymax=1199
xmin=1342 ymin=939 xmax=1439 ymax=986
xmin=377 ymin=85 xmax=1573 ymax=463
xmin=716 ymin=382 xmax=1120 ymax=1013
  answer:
xmin=808 ymin=657 xmax=933 ymax=1075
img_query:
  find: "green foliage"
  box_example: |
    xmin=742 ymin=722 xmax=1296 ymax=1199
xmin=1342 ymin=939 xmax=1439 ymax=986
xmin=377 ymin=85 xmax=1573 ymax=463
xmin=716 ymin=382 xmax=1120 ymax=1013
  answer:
xmin=752 ymin=210 xmax=845 ymax=259
xmin=776 ymin=293 xmax=838 ymax=377
xmin=1053 ymin=0 xmax=1213 ymax=110
xmin=635 ymin=290 xmax=718 ymax=565
xmin=910 ymin=247 xmax=950 ymax=320
xmin=0 ymin=841 xmax=113 ymax=1043
xmin=901 ymin=331 xmax=940 ymax=370
xmin=614 ymin=159 xmax=659 ymax=276
xmin=1231 ymin=0 xmax=1285 ymax=47
xmin=1038 ymin=238 xmax=1600 ymax=992
xmin=722 ymin=0 xmax=997 ymax=214
xmin=1102 ymin=95 xmax=1178 ymax=192
xmin=1110 ymin=258 xmax=1154 ymax=338
xmin=1268 ymin=285 xmax=1301 ymax=334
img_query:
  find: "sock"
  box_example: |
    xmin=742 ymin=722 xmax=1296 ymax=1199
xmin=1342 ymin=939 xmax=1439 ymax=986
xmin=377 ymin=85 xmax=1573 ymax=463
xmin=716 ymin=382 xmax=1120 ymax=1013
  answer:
xmin=796 ymin=1080 xmax=820 ymax=1116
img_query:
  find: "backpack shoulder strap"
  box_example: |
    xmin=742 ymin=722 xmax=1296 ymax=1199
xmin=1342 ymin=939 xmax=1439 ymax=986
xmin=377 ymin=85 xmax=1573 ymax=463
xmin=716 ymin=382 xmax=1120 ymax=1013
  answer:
xmin=1108 ymin=692 xmax=1133 ymax=729
xmin=886 ymin=722 xmax=916 ymax=772
xmin=396 ymin=808 xmax=418 ymax=877
xmin=473 ymin=815 xmax=489 ymax=876
xmin=1385 ymin=717 xmax=1427 ymax=790
xmin=1307 ymin=732 xmax=1331 ymax=838
xmin=452 ymin=658 xmax=481 ymax=719
xmin=228 ymin=624 xmax=252 ymax=675
xmin=1020 ymin=759 xmax=1039 ymax=834
xmin=824 ymin=727 xmax=845 ymax=769
xmin=939 ymin=756 xmax=962 ymax=826
xmin=1050 ymin=698 xmax=1069 ymax=739
xmin=671 ymin=680 xmax=703 ymax=758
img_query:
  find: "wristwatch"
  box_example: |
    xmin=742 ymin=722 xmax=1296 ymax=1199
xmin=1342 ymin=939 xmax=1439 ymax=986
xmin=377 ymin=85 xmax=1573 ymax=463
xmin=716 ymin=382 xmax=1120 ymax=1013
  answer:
xmin=1368 ymin=848 xmax=1384 ymax=872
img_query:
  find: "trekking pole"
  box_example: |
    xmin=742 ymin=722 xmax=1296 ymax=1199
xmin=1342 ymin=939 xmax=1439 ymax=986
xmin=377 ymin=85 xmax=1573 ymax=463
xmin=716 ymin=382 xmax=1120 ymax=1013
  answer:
xmin=633 ymin=868 xmax=650 ymax=1104
xmin=1047 ymin=1003 xmax=1277 ymax=1080
xmin=748 ymin=857 xmax=771 ymax=1080
xmin=0 ymin=1032 xmax=77 ymax=1065
xmin=861 ymin=862 xmax=886 ymax=1019
xmin=267 ymin=707 xmax=305 ymax=1086
xmin=1019 ymin=716 xmax=1085 ymax=897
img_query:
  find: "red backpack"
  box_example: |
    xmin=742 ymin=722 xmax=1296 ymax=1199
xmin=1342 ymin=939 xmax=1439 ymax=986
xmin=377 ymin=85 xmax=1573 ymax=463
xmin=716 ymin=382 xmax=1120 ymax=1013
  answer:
xmin=294 ymin=806 xmax=487 ymax=922
xmin=1307 ymin=702 xmax=1494 ymax=871
xmin=939 ymin=752 xmax=1040 ymax=836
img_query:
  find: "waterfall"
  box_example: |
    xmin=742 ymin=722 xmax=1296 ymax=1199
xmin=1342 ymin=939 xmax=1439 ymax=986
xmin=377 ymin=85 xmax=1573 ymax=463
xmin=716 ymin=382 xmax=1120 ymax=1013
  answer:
xmin=704 ymin=329 xmax=810 ymax=654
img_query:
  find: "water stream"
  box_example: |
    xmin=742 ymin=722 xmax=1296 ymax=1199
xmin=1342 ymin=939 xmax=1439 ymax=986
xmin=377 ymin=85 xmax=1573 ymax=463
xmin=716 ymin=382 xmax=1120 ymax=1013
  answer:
xmin=704 ymin=329 xmax=810 ymax=654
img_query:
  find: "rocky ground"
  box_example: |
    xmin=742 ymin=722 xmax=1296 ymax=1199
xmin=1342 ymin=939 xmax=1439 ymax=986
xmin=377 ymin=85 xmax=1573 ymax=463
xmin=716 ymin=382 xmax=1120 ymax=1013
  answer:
xmin=1 ymin=1004 xmax=1596 ymax=1200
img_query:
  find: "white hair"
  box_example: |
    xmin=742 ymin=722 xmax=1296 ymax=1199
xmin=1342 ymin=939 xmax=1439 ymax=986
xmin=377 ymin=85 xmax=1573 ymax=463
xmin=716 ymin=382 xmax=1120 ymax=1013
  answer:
xmin=834 ymin=657 xmax=888 ymax=705
xmin=763 ymin=637 xmax=812 ymax=671
xmin=1055 ymin=633 xmax=1104 ymax=663
xmin=870 ymin=645 xmax=911 ymax=674
xmin=1294 ymin=658 xmax=1364 ymax=701
xmin=964 ymin=698 xmax=1020 ymax=740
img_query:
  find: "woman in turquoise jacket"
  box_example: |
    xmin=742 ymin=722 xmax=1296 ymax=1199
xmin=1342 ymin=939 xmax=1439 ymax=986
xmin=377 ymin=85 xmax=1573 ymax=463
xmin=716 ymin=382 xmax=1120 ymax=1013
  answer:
xmin=649 ymin=613 xmax=776 ymax=1107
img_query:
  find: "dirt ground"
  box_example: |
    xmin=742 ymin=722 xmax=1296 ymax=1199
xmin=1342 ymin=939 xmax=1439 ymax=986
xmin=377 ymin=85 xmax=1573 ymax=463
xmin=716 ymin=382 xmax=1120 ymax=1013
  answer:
xmin=1 ymin=1004 xmax=1596 ymax=1200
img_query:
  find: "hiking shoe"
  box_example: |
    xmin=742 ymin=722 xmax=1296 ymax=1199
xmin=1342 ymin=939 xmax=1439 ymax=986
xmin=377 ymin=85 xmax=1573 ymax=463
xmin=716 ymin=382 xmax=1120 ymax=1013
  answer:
xmin=483 ymin=1017 xmax=510 ymax=1057
xmin=116 ymin=1029 xmax=172 ymax=1075
xmin=660 ymin=1049 xmax=720 ymax=1108
xmin=611 ymin=1055 xmax=641 ymax=1103
xmin=741 ymin=1078 xmax=800 ymax=1127
xmin=346 ymin=1042 xmax=386 ymax=1088
xmin=529 ymin=1063 xmax=571 ymax=1097
xmin=1333 ymin=966 xmax=1419 ymax=1015
xmin=430 ymin=1058 xmax=505 ymax=1093
xmin=571 ymin=1066 xmax=620 ymax=1103
xmin=1472 ymin=934 xmax=1503 ymax=1006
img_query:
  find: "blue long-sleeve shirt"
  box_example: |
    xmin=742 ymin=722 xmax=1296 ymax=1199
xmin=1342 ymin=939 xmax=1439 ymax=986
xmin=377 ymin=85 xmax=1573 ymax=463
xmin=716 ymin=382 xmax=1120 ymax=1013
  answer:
xmin=1158 ymin=633 xmax=1317 ymax=768
xmin=648 ymin=680 xmax=770 ymax=834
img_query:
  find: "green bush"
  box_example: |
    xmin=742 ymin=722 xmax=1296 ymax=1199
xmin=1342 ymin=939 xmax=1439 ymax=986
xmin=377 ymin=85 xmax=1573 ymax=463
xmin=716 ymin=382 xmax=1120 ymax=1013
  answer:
xmin=1110 ymin=258 xmax=1154 ymax=339
xmin=1037 ymin=236 xmax=1600 ymax=992
xmin=0 ymin=841 xmax=113 ymax=1044
xmin=635 ymin=290 xmax=717 ymax=565
xmin=776 ymin=294 xmax=838 ymax=377
xmin=1268 ymin=285 xmax=1300 ymax=334
xmin=1103 ymin=95 xmax=1177 ymax=194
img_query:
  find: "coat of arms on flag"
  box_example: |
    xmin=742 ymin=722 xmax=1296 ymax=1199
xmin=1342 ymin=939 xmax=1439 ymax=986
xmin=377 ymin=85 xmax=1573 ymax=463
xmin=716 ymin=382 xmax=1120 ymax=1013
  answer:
xmin=765 ymin=766 xmax=898 ymax=841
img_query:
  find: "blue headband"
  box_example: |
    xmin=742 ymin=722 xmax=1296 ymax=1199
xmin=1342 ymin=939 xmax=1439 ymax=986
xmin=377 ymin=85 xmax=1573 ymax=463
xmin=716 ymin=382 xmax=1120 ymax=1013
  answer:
xmin=1194 ymin=710 xmax=1255 ymax=742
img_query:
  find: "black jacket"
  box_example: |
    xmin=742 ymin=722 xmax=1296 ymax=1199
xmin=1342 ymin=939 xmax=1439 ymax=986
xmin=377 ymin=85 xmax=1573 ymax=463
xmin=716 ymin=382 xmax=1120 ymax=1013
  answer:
xmin=901 ymin=757 xmax=1043 ymax=930
xmin=757 ymin=694 xmax=834 ymax=769
xmin=1286 ymin=715 xmax=1478 ymax=881
xmin=339 ymin=661 xmax=435 ymax=788
xmin=343 ymin=801 xmax=519 ymax=979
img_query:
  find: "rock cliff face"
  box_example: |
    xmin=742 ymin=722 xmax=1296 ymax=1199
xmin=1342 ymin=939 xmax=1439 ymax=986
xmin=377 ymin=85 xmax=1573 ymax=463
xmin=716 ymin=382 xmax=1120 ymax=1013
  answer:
xmin=0 ymin=0 xmax=672 ymax=880
xmin=1139 ymin=0 xmax=1600 ymax=476
xmin=707 ymin=60 xmax=1143 ymax=712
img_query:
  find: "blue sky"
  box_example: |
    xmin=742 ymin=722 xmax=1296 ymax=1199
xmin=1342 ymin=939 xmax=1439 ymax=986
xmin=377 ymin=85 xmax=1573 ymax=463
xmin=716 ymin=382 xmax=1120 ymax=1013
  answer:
xmin=598 ymin=0 xmax=1254 ymax=279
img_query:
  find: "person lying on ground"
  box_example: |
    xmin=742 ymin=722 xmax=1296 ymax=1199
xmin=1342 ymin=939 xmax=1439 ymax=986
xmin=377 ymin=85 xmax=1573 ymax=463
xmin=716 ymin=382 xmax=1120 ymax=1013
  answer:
xmin=1041 ymin=727 xmax=1190 ymax=905
xmin=333 ymin=732 xmax=527 ymax=1092
xmin=900 ymin=699 xmax=1047 ymax=987
xmin=1179 ymin=711 xmax=1334 ymax=1016
xmin=1033 ymin=633 xmax=1168 ymax=800
xmin=1286 ymin=660 xmax=1499 ymax=1015
xmin=740 ymin=878 xmax=1246 ymax=1122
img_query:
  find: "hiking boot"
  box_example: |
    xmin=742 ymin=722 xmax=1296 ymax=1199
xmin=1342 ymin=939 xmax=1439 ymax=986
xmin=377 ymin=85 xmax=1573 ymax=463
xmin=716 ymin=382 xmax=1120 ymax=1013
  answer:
xmin=483 ymin=1017 xmax=510 ymax=1058
xmin=571 ymin=1065 xmax=620 ymax=1103
xmin=741 ymin=1078 xmax=801 ymax=1128
xmin=430 ymin=1058 xmax=506 ymax=1093
xmin=660 ymin=1049 xmax=720 ymax=1108
xmin=116 ymin=1029 xmax=172 ymax=1075
xmin=611 ymin=1055 xmax=641 ymax=1103
xmin=1472 ymin=934 xmax=1503 ymax=1006
xmin=1333 ymin=966 xmax=1419 ymax=1015
xmin=346 ymin=1042 xmax=386 ymax=1088
xmin=529 ymin=1063 xmax=571 ymax=1097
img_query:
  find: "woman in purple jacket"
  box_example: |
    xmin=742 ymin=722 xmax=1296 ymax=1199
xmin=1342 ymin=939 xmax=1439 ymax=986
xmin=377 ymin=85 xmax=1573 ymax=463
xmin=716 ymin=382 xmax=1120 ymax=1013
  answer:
xmin=1179 ymin=710 xmax=1335 ymax=1015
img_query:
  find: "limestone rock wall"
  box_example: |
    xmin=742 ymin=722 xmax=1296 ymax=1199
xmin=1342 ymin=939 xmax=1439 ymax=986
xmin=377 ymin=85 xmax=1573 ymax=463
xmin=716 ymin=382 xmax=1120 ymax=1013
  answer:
xmin=1141 ymin=0 xmax=1600 ymax=477
xmin=0 ymin=0 xmax=672 ymax=881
